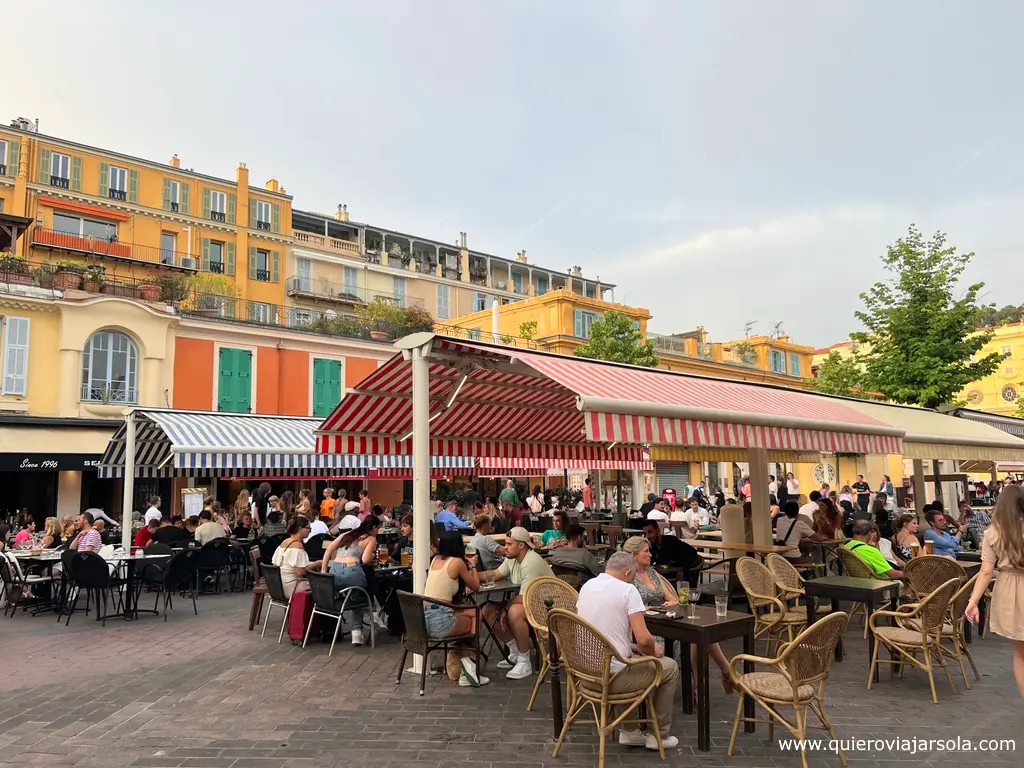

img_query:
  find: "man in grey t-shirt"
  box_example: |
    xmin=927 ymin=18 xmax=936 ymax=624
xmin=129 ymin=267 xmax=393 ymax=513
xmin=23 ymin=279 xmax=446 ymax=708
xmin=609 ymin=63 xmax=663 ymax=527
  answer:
xmin=470 ymin=515 xmax=506 ymax=571
xmin=548 ymin=524 xmax=603 ymax=584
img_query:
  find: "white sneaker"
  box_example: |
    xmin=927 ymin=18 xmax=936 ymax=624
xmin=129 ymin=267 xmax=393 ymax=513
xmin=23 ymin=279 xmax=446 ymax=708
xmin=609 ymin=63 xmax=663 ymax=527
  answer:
xmin=646 ymin=734 xmax=678 ymax=750
xmin=618 ymin=729 xmax=647 ymax=747
xmin=351 ymin=629 xmax=364 ymax=646
xmin=459 ymin=673 xmax=490 ymax=686
xmin=496 ymin=647 xmax=519 ymax=669
xmin=373 ymin=613 xmax=389 ymax=630
xmin=505 ymin=657 xmax=533 ymax=680
xmin=460 ymin=658 xmax=482 ymax=686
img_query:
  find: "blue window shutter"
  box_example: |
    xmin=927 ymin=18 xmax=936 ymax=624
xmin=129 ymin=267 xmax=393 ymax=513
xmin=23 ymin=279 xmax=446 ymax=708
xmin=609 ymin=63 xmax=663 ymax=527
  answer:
xmin=574 ymin=310 xmax=583 ymax=338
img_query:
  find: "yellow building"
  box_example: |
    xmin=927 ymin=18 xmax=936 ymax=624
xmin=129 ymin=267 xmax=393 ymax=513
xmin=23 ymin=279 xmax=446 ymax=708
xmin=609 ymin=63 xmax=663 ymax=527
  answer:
xmin=960 ymin=316 xmax=1024 ymax=416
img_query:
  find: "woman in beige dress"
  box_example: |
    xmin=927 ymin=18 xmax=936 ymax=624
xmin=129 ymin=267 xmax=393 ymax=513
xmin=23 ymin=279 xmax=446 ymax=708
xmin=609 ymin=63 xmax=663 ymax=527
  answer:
xmin=966 ymin=484 xmax=1024 ymax=696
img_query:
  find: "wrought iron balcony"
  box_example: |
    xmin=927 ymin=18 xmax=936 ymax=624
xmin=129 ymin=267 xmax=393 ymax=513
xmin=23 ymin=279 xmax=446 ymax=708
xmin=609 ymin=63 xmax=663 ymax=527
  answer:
xmin=169 ymin=202 xmax=179 ymax=213
xmin=50 ymin=175 xmax=69 ymax=189
xmin=285 ymin=275 xmax=424 ymax=309
xmin=209 ymin=260 xmax=224 ymax=274
xmin=109 ymin=189 xmax=127 ymax=201
xmin=209 ymin=210 xmax=226 ymax=223
xmin=254 ymin=269 xmax=271 ymax=282
xmin=256 ymin=220 xmax=270 ymax=231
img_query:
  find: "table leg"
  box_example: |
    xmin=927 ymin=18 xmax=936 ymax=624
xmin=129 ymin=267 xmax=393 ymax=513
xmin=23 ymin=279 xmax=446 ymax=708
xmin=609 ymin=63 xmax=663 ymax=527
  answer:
xmin=805 ymin=593 xmax=816 ymax=628
xmin=742 ymin=628 xmax=755 ymax=732
xmin=680 ymin=640 xmax=693 ymax=715
xmin=696 ymin=641 xmax=711 ymax=752
xmin=832 ymin=598 xmax=843 ymax=661
xmin=123 ymin=561 xmax=136 ymax=620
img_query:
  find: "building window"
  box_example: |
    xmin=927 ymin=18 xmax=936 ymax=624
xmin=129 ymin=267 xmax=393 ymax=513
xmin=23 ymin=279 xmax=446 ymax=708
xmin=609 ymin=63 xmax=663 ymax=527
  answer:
xmin=537 ymin=275 xmax=548 ymax=295
xmin=473 ymin=293 xmax=493 ymax=312
xmin=217 ymin=347 xmax=252 ymax=413
xmin=160 ymin=232 xmax=177 ymax=266
xmin=255 ymin=200 xmax=271 ymax=231
xmin=393 ymin=276 xmax=406 ymax=308
xmin=81 ymin=331 xmax=138 ymax=404
xmin=248 ymin=302 xmax=275 ymax=324
xmin=0 ymin=139 xmax=7 ymax=176
xmin=573 ymin=310 xmax=600 ymax=339
xmin=253 ymin=249 xmax=270 ymax=281
xmin=288 ymin=308 xmax=313 ymax=327
xmin=165 ymin=179 xmax=180 ymax=212
xmin=50 ymin=152 xmax=70 ymax=188
xmin=1 ymin=316 xmax=30 ymax=396
xmin=437 ymin=284 xmax=450 ymax=319
xmin=208 ymin=241 xmax=224 ymax=273
xmin=52 ymin=212 xmax=117 ymax=241
xmin=295 ymin=257 xmax=312 ymax=292
xmin=769 ymin=349 xmax=787 ymax=374
xmin=209 ymin=190 xmax=226 ymax=222
xmin=789 ymin=352 xmax=802 ymax=377
xmin=1002 ymin=345 xmax=1013 ymax=358
xmin=512 ymin=272 xmax=523 ymax=294
xmin=312 ymin=358 xmax=343 ymax=418
xmin=343 ymin=266 xmax=359 ymax=298
xmin=966 ymin=389 xmax=984 ymax=405
xmin=108 ymin=165 xmax=127 ymax=200
xmin=467 ymin=328 xmax=482 ymax=341
xmin=1002 ymin=385 xmax=1017 ymax=403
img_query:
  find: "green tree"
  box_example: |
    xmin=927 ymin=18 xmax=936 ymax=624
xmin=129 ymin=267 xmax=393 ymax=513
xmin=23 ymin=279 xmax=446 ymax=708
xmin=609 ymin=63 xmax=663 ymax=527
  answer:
xmin=851 ymin=225 xmax=1002 ymax=409
xmin=573 ymin=311 xmax=660 ymax=367
xmin=977 ymin=303 xmax=1022 ymax=328
xmin=809 ymin=351 xmax=869 ymax=398
xmin=518 ymin=320 xmax=538 ymax=341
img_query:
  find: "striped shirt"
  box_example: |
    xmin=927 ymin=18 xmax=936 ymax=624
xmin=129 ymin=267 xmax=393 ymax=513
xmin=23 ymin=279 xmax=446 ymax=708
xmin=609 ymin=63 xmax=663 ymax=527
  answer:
xmin=74 ymin=528 xmax=102 ymax=552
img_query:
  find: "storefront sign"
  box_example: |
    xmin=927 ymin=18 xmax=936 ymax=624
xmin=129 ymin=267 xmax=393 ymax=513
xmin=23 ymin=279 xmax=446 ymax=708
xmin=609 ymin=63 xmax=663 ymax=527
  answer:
xmin=0 ymin=454 xmax=105 ymax=472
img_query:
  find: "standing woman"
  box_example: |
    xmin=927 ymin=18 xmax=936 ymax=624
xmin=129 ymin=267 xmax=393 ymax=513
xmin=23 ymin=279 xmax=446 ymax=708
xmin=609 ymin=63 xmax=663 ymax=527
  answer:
xmin=234 ymin=490 xmax=251 ymax=522
xmin=279 ymin=491 xmax=295 ymax=522
xmin=527 ymin=485 xmax=544 ymax=516
xmin=785 ymin=472 xmax=800 ymax=498
xmin=966 ymin=484 xmax=1024 ymax=696
xmin=295 ymin=489 xmax=312 ymax=517
xmin=253 ymin=482 xmax=272 ymax=527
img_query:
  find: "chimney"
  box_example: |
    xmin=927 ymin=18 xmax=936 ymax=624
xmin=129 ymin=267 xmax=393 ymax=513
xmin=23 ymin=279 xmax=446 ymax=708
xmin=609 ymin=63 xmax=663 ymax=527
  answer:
xmin=169 ymin=154 xmax=181 ymax=168
xmin=264 ymin=178 xmax=280 ymax=193
xmin=459 ymin=231 xmax=467 ymax=249
xmin=515 ymin=250 xmax=528 ymax=264
xmin=236 ymin=162 xmax=249 ymax=187
xmin=335 ymin=204 xmax=350 ymax=222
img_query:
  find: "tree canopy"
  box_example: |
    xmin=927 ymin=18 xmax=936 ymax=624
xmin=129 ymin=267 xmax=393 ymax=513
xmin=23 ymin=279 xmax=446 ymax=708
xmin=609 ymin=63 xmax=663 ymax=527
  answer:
xmin=850 ymin=225 xmax=1002 ymax=410
xmin=976 ymin=303 xmax=1022 ymax=328
xmin=809 ymin=351 xmax=869 ymax=398
xmin=573 ymin=311 xmax=660 ymax=367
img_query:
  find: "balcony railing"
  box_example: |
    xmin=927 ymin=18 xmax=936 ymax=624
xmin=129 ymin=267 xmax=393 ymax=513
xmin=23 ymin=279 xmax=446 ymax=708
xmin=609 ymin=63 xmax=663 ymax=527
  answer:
xmin=30 ymin=227 xmax=198 ymax=270
xmin=50 ymin=175 xmax=69 ymax=189
xmin=0 ymin=164 xmax=6 ymax=176
xmin=0 ymin=257 xmax=181 ymax=303
xmin=210 ymin=210 xmax=226 ymax=223
xmin=109 ymin=189 xmax=127 ymax=201
xmin=285 ymin=275 xmax=424 ymax=309
xmin=254 ymin=269 xmax=270 ymax=282
xmin=434 ymin=324 xmax=538 ymax=350
xmin=256 ymin=220 xmax=270 ymax=231
xmin=293 ymin=230 xmax=362 ymax=258
xmin=209 ymin=260 xmax=224 ymax=274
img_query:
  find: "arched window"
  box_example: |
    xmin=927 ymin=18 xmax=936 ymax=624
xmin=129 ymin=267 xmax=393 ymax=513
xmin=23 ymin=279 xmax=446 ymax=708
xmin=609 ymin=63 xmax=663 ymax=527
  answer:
xmin=81 ymin=331 xmax=138 ymax=403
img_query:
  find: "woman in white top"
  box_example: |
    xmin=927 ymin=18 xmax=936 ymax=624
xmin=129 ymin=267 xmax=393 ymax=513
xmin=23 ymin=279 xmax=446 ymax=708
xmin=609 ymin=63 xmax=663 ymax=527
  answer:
xmin=271 ymin=515 xmax=321 ymax=599
xmin=527 ymin=485 xmax=544 ymax=515
xmin=786 ymin=472 xmax=800 ymax=497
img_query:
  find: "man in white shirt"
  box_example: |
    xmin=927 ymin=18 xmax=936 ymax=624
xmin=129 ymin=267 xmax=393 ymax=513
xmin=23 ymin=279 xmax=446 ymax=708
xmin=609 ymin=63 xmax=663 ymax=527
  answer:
xmin=577 ymin=552 xmax=679 ymax=750
xmin=305 ymin=517 xmax=330 ymax=542
xmin=798 ymin=490 xmax=821 ymax=522
xmin=194 ymin=510 xmax=227 ymax=546
xmin=669 ymin=497 xmax=698 ymax=537
xmin=768 ymin=475 xmax=778 ymax=497
xmin=143 ymin=496 xmax=163 ymax=525
xmin=646 ymin=498 xmax=670 ymax=522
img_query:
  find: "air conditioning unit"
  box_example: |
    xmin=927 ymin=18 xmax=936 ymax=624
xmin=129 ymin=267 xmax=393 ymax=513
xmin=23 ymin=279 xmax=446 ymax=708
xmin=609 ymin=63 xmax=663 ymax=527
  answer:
xmin=180 ymin=256 xmax=196 ymax=269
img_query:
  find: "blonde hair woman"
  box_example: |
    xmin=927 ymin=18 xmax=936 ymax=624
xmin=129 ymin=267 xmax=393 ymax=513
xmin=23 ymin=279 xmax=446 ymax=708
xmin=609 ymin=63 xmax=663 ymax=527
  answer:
xmin=966 ymin=484 xmax=1024 ymax=696
xmin=234 ymin=489 xmax=251 ymax=518
xmin=41 ymin=517 xmax=62 ymax=548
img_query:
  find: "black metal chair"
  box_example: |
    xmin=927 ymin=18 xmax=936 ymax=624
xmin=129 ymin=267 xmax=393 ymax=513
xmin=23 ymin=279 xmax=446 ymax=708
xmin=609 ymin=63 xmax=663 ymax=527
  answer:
xmin=1 ymin=552 xmax=53 ymax=618
xmin=197 ymin=538 xmax=231 ymax=592
xmin=65 ymin=551 xmax=123 ymax=626
xmin=303 ymin=570 xmax=375 ymax=655
xmin=259 ymin=563 xmax=292 ymax=643
xmin=54 ymin=549 xmax=79 ymax=622
xmin=160 ymin=549 xmax=201 ymax=621
xmin=258 ymin=534 xmax=286 ymax=565
xmin=395 ymin=590 xmax=481 ymax=695
xmin=303 ymin=534 xmax=328 ymax=561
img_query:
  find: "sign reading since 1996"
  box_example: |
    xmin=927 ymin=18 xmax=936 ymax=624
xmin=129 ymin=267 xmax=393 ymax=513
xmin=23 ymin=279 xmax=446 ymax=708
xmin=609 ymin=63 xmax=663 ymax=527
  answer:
xmin=0 ymin=454 xmax=105 ymax=472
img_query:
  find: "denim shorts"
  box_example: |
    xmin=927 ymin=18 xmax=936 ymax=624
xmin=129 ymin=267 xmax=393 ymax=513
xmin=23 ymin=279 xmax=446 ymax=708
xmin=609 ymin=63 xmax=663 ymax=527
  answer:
xmin=424 ymin=603 xmax=456 ymax=638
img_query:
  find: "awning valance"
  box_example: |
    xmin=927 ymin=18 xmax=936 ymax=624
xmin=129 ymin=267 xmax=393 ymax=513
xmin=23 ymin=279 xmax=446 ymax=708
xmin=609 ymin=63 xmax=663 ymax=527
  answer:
xmin=478 ymin=456 xmax=654 ymax=472
xmin=650 ymin=446 xmax=823 ymax=463
xmin=840 ymin=400 xmax=1024 ymax=461
xmin=99 ymin=409 xmax=474 ymax=478
xmin=940 ymin=407 xmax=1024 ymax=440
xmin=317 ymin=336 xmax=904 ymax=458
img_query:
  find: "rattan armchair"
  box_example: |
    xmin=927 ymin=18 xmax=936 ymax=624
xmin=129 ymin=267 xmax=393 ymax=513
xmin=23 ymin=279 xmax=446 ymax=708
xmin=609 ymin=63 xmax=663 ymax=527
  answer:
xmin=902 ymin=556 xmax=965 ymax=601
xmin=727 ymin=612 xmax=850 ymax=768
xmin=522 ymin=576 xmax=578 ymax=711
xmin=836 ymin=547 xmax=877 ymax=637
xmin=940 ymin=574 xmax=980 ymax=688
xmin=867 ymin=577 xmax=959 ymax=703
xmin=765 ymin=553 xmax=830 ymax=617
xmin=735 ymin=557 xmax=807 ymax=655
xmin=546 ymin=608 xmax=665 ymax=768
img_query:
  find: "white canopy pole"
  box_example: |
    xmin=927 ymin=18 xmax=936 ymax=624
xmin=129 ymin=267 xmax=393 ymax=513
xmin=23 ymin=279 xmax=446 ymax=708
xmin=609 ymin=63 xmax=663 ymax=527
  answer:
xmin=746 ymin=447 xmax=772 ymax=545
xmin=120 ymin=411 xmax=136 ymax=551
xmin=411 ymin=345 xmax=431 ymax=595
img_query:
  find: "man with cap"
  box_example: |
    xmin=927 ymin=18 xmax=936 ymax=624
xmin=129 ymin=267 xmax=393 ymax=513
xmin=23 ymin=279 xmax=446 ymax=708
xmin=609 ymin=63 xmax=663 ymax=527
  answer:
xmin=328 ymin=500 xmax=362 ymax=536
xmin=639 ymin=493 xmax=659 ymax=516
xmin=478 ymin=526 xmax=554 ymax=680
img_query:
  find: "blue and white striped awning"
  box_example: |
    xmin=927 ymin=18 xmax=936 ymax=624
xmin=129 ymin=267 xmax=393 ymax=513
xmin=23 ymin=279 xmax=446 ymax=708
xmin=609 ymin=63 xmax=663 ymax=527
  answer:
xmin=97 ymin=409 xmax=474 ymax=478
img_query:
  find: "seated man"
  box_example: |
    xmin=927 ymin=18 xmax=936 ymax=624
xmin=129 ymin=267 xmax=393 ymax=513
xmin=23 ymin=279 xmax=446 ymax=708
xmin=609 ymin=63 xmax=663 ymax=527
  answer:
xmin=577 ymin=551 xmax=680 ymax=750
xmin=478 ymin=527 xmax=554 ymax=680
xmin=133 ymin=518 xmax=160 ymax=548
xmin=922 ymin=508 xmax=964 ymax=559
xmin=70 ymin=512 xmax=102 ymax=552
xmin=548 ymin=523 xmax=604 ymax=584
xmin=232 ymin=512 xmax=255 ymax=540
xmin=642 ymin=519 xmax=702 ymax=571
xmin=471 ymin=515 xmax=506 ymax=572
xmin=844 ymin=520 xmax=903 ymax=579
xmin=646 ymin=498 xmax=670 ymax=522
xmin=194 ymin=510 xmax=227 ymax=546
xmin=150 ymin=516 xmax=187 ymax=546
xmin=436 ymin=501 xmax=472 ymax=532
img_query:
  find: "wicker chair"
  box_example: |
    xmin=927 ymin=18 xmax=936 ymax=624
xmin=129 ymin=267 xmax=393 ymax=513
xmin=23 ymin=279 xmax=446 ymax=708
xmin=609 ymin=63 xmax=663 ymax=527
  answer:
xmin=522 ymin=576 xmax=579 ymax=711
xmin=902 ymin=556 xmax=965 ymax=601
xmin=939 ymin=574 xmax=980 ymax=688
xmin=867 ymin=577 xmax=959 ymax=703
xmin=765 ymin=553 xmax=830 ymax=617
xmin=550 ymin=566 xmax=581 ymax=590
xmin=735 ymin=557 xmax=807 ymax=655
xmin=836 ymin=547 xmax=877 ymax=637
xmin=727 ymin=612 xmax=850 ymax=768
xmin=546 ymin=608 xmax=665 ymax=768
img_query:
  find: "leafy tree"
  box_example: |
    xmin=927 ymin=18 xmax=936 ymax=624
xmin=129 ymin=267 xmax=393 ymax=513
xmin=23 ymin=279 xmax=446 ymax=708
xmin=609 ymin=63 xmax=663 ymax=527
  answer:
xmin=977 ymin=303 xmax=1022 ymax=328
xmin=573 ymin=311 xmax=660 ymax=367
xmin=518 ymin=320 xmax=538 ymax=341
xmin=850 ymin=225 xmax=1002 ymax=409
xmin=809 ymin=351 xmax=869 ymax=398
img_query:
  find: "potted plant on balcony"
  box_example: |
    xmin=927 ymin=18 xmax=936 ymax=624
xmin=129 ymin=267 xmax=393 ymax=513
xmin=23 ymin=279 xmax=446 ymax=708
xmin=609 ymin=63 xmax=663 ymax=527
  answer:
xmin=0 ymin=252 xmax=34 ymax=286
xmin=33 ymin=263 xmax=54 ymax=289
xmin=82 ymin=264 xmax=105 ymax=293
xmin=469 ymin=264 xmax=488 ymax=284
xmin=154 ymin=273 xmax=189 ymax=306
xmin=185 ymin=273 xmax=239 ymax=316
xmin=53 ymin=259 xmax=86 ymax=290
xmin=732 ymin=340 xmax=757 ymax=365
xmin=138 ymin=280 xmax=161 ymax=301
xmin=356 ymin=298 xmax=406 ymax=340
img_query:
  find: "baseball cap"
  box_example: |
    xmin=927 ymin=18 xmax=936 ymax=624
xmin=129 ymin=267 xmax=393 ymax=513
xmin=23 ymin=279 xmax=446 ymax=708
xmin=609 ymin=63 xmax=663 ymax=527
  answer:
xmin=344 ymin=500 xmax=360 ymax=513
xmin=507 ymin=526 xmax=534 ymax=549
xmin=337 ymin=514 xmax=361 ymax=531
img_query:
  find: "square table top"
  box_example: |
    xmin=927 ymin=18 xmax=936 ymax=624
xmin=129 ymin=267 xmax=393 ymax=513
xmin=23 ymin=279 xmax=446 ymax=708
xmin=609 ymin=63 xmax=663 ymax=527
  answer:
xmin=643 ymin=604 xmax=755 ymax=643
xmin=803 ymin=575 xmax=902 ymax=603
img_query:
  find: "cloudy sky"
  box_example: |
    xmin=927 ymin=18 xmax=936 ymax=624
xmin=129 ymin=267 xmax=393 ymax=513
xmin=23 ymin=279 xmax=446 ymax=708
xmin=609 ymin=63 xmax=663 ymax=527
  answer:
xmin=11 ymin=1 xmax=1024 ymax=346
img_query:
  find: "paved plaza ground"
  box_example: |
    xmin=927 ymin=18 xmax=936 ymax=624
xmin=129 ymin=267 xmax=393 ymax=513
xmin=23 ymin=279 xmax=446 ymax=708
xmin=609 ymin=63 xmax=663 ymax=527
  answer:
xmin=0 ymin=591 xmax=1019 ymax=768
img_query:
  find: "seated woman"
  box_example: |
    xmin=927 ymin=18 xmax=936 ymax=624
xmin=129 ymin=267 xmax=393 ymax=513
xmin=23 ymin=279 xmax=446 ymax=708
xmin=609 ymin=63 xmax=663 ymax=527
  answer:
xmin=539 ymin=510 xmax=569 ymax=550
xmin=13 ymin=518 xmax=35 ymax=547
xmin=892 ymin=513 xmax=920 ymax=562
xmin=321 ymin=516 xmax=381 ymax=646
xmin=622 ymin=536 xmax=733 ymax=694
xmin=271 ymin=515 xmax=321 ymax=599
xmin=41 ymin=517 xmax=62 ymax=549
xmin=812 ymin=498 xmax=842 ymax=540
xmin=867 ymin=525 xmax=904 ymax=570
xmin=775 ymin=501 xmax=821 ymax=563
xmin=424 ymin=531 xmax=488 ymax=687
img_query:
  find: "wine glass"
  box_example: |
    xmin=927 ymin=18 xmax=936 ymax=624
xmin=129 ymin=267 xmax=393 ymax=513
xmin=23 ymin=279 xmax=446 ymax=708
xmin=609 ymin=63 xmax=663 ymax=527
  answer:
xmin=687 ymin=587 xmax=701 ymax=618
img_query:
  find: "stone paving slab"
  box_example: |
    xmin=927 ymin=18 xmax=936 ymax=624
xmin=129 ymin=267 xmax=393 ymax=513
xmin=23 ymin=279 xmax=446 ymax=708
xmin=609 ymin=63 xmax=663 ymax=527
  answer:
xmin=0 ymin=591 xmax=1019 ymax=767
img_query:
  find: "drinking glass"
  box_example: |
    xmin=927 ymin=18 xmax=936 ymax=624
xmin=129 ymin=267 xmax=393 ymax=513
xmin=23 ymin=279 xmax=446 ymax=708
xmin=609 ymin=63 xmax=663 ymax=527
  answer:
xmin=715 ymin=594 xmax=728 ymax=617
xmin=687 ymin=587 xmax=700 ymax=618
xmin=677 ymin=585 xmax=689 ymax=613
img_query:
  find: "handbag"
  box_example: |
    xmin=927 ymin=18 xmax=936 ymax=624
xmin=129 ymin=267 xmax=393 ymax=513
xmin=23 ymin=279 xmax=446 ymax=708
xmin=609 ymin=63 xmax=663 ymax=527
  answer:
xmin=773 ymin=518 xmax=800 ymax=548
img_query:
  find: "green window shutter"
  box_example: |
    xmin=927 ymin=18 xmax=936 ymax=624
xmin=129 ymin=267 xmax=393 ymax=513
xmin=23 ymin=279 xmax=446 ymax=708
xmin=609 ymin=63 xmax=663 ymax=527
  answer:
xmin=38 ymin=149 xmax=51 ymax=184
xmin=225 ymin=242 xmax=236 ymax=276
xmin=70 ymin=156 xmax=82 ymax=191
xmin=201 ymin=238 xmax=211 ymax=271
xmin=271 ymin=203 xmax=281 ymax=233
xmin=312 ymin=359 xmax=342 ymax=418
xmin=227 ymin=193 xmax=236 ymax=224
xmin=249 ymin=198 xmax=257 ymax=228
xmin=5 ymin=139 xmax=19 ymax=178
xmin=128 ymin=169 xmax=139 ymax=203
xmin=574 ymin=310 xmax=583 ymax=338
xmin=271 ymin=250 xmax=280 ymax=282
xmin=326 ymin=359 xmax=342 ymax=413
xmin=162 ymin=178 xmax=172 ymax=210
xmin=202 ymin=187 xmax=211 ymax=218
xmin=217 ymin=348 xmax=236 ymax=412
xmin=98 ymin=162 xmax=109 ymax=198
xmin=180 ymin=182 xmax=190 ymax=214
xmin=248 ymin=246 xmax=258 ymax=279
xmin=237 ymin=351 xmax=252 ymax=412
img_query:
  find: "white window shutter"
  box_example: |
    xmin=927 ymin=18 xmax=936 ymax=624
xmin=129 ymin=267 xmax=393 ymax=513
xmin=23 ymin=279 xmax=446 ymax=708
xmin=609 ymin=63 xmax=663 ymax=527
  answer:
xmin=2 ymin=316 xmax=31 ymax=395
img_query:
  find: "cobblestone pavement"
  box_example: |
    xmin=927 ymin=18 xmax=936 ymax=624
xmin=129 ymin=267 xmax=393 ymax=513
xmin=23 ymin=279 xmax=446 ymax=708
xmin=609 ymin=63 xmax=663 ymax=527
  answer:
xmin=0 ymin=591 xmax=1019 ymax=768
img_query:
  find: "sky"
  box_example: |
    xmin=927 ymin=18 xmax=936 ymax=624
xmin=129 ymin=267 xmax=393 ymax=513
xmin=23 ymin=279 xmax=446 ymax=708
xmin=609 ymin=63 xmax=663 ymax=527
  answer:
xmin=10 ymin=1 xmax=1024 ymax=347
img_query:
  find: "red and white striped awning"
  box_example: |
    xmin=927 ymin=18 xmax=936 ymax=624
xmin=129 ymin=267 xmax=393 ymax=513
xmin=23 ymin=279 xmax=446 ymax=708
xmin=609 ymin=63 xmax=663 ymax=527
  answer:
xmin=477 ymin=456 xmax=654 ymax=471
xmin=316 ymin=336 xmax=904 ymax=458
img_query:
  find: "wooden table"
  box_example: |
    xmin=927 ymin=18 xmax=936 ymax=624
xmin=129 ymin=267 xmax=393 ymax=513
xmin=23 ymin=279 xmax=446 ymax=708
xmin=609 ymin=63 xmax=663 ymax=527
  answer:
xmin=682 ymin=539 xmax=795 ymax=559
xmin=644 ymin=607 xmax=757 ymax=752
xmin=802 ymin=576 xmax=901 ymax=681
xmin=695 ymin=530 xmax=723 ymax=539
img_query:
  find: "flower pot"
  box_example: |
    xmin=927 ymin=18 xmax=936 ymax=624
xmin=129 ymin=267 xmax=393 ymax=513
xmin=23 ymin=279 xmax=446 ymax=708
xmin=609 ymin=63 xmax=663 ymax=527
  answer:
xmin=101 ymin=283 xmax=118 ymax=295
xmin=369 ymin=330 xmax=390 ymax=341
xmin=82 ymin=279 xmax=103 ymax=293
xmin=3 ymin=273 xmax=34 ymax=286
xmin=53 ymin=271 xmax=83 ymax=291
xmin=138 ymin=284 xmax=161 ymax=301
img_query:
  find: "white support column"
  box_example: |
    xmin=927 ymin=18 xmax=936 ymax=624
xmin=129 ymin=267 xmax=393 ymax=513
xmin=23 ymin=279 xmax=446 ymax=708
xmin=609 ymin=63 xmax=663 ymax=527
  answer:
xmin=912 ymin=459 xmax=926 ymax=517
xmin=746 ymin=447 xmax=772 ymax=545
xmin=491 ymin=300 xmax=500 ymax=337
xmin=120 ymin=412 xmax=136 ymax=551
xmin=411 ymin=346 xmax=431 ymax=596
xmin=631 ymin=470 xmax=643 ymax=510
